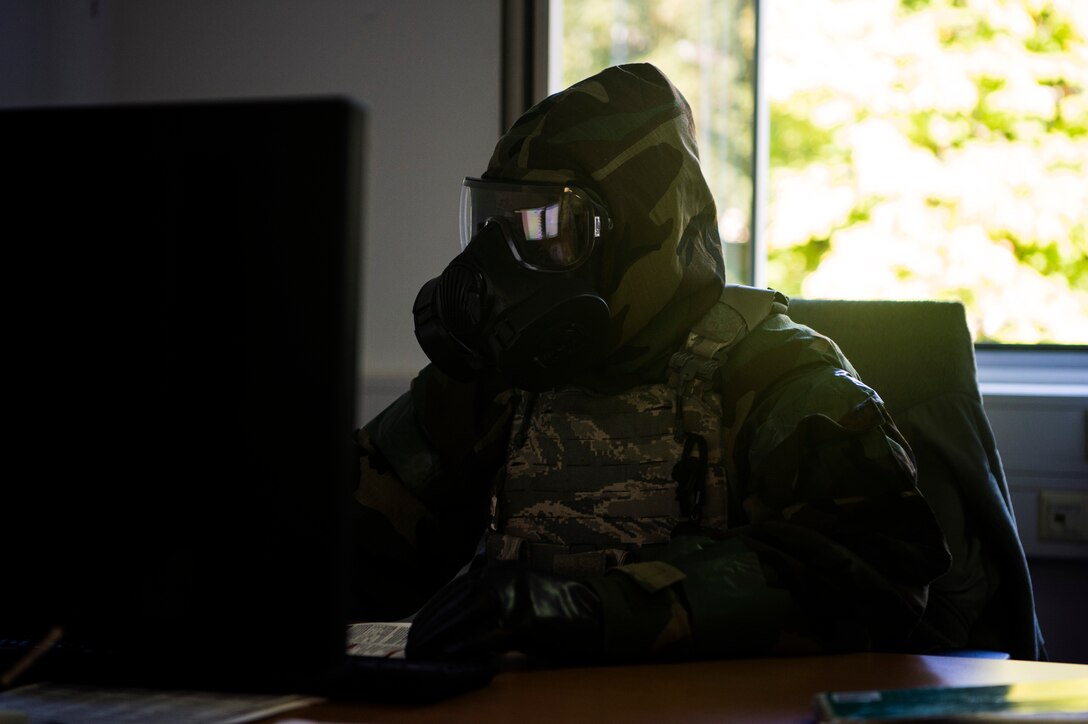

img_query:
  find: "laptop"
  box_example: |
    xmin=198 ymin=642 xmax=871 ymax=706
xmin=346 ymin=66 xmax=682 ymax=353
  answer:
xmin=0 ymin=98 xmax=493 ymax=703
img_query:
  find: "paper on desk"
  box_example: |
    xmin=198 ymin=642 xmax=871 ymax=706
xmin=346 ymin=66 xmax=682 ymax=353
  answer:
xmin=345 ymin=621 xmax=410 ymax=658
xmin=0 ymin=683 xmax=320 ymax=724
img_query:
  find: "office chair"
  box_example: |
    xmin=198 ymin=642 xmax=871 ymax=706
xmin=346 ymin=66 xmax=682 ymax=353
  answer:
xmin=786 ymin=299 xmax=1046 ymax=661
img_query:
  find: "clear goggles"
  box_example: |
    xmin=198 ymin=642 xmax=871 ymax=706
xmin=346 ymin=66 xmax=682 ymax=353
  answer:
xmin=459 ymin=177 xmax=609 ymax=271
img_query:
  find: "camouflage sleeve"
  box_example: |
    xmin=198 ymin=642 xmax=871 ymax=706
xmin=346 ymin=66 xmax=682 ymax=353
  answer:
xmin=349 ymin=364 xmax=518 ymax=620
xmin=589 ymin=314 xmax=952 ymax=659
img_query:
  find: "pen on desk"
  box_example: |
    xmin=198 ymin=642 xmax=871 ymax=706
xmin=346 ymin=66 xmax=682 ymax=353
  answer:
xmin=0 ymin=624 xmax=64 ymax=690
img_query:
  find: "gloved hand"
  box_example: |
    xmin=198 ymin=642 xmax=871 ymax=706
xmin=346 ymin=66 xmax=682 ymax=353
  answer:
xmin=405 ymin=562 xmax=604 ymax=662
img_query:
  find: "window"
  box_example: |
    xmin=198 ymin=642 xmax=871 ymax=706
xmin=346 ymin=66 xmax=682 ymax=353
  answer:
xmin=548 ymin=0 xmax=1088 ymax=346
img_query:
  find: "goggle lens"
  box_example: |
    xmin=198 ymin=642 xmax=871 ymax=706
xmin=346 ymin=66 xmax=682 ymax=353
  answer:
xmin=460 ymin=178 xmax=606 ymax=271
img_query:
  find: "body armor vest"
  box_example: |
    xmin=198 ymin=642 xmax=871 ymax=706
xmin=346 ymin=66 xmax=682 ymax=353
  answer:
xmin=487 ymin=285 xmax=787 ymax=578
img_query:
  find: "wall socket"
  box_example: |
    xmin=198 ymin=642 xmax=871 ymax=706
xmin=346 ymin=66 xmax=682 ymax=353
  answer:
xmin=1039 ymin=490 xmax=1088 ymax=543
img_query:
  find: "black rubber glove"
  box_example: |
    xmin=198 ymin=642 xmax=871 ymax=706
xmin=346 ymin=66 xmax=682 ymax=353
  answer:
xmin=405 ymin=562 xmax=604 ymax=662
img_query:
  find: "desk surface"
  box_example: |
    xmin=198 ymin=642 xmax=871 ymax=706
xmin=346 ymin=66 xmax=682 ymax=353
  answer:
xmin=281 ymin=653 xmax=1087 ymax=723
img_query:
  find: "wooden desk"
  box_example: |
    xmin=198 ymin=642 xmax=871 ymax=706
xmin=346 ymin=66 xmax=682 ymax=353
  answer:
xmin=282 ymin=653 xmax=1087 ymax=723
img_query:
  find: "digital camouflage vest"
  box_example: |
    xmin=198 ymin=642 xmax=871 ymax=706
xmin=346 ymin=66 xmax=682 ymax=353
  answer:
xmin=487 ymin=285 xmax=788 ymax=578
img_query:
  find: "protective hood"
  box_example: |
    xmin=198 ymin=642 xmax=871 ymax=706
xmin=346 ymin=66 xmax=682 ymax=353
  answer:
xmin=485 ymin=63 xmax=726 ymax=389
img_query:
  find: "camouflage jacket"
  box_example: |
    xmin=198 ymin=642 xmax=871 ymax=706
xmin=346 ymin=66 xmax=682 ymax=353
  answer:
xmin=351 ymin=293 xmax=952 ymax=658
xmin=352 ymin=63 xmax=951 ymax=658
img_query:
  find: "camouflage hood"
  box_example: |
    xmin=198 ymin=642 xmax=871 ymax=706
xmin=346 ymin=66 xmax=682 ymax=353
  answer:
xmin=484 ymin=63 xmax=726 ymax=389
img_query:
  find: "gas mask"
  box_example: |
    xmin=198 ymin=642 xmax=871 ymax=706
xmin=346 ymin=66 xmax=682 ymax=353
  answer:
xmin=413 ymin=177 xmax=612 ymax=391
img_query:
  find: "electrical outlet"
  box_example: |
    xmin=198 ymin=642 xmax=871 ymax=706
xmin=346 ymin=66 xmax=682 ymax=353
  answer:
xmin=1038 ymin=490 xmax=1088 ymax=543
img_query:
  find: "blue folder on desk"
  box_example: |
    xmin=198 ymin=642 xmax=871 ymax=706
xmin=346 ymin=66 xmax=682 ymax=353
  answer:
xmin=0 ymin=98 xmax=492 ymax=703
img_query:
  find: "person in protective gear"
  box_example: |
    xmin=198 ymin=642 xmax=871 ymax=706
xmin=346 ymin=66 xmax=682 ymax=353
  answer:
xmin=351 ymin=63 xmax=956 ymax=662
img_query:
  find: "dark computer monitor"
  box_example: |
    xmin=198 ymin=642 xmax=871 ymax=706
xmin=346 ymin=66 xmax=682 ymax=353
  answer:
xmin=1 ymin=97 xmax=366 ymax=690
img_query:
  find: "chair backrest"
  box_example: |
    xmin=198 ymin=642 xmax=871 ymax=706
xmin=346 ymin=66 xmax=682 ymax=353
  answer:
xmin=786 ymin=298 xmax=1045 ymax=660
xmin=786 ymin=299 xmax=980 ymax=417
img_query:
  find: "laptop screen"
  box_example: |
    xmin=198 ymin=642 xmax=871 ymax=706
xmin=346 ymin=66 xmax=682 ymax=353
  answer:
xmin=1 ymin=97 xmax=365 ymax=690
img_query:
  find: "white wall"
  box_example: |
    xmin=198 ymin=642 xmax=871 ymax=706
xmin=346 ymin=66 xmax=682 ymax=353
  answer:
xmin=0 ymin=0 xmax=503 ymax=423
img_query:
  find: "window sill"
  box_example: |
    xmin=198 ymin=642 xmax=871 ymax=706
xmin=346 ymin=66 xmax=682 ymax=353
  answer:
xmin=976 ymin=346 xmax=1088 ymax=398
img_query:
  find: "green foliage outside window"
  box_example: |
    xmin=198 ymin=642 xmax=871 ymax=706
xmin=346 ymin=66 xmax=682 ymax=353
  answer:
xmin=765 ymin=0 xmax=1087 ymax=343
